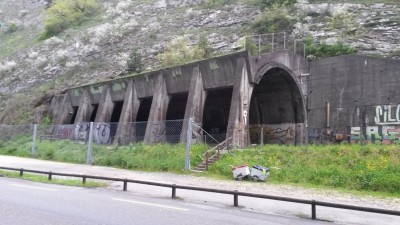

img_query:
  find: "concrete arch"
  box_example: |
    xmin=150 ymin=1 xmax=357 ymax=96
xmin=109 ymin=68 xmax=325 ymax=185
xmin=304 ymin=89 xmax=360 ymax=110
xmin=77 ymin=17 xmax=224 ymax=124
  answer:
xmin=249 ymin=61 xmax=307 ymax=145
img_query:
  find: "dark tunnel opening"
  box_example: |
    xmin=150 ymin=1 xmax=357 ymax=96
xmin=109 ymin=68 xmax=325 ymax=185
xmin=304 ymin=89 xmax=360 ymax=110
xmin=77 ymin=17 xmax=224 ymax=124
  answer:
xmin=110 ymin=101 xmax=124 ymax=140
xmin=249 ymin=67 xmax=304 ymax=145
xmin=203 ymin=88 xmax=233 ymax=143
xmin=166 ymin=93 xmax=188 ymax=143
xmin=110 ymin=101 xmax=124 ymax=123
xmin=89 ymin=104 xmax=99 ymax=122
xmin=69 ymin=106 xmax=78 ymax=124
xmin=135 ymin=97 xmax=153 ymax=141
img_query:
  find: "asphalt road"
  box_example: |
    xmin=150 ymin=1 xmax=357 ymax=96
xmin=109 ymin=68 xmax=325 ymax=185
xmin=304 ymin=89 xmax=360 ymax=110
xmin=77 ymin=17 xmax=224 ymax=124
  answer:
xmin=0 ymin=177 xmax=332 ymax=225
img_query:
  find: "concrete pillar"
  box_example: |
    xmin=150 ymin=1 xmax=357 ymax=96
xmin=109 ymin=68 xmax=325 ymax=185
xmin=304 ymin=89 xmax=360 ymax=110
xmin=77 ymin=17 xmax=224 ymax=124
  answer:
xmin=115 ymin=80 xmax=140 ymax=144
xmin=74 ymin=89 xmax=94 ymax=123
xmin=181 ymin=66 xmax=206 ymax=142
xmin=53 ymin=93 xmax=74 ymax=124
xmin=227 ymin=58 xmax=251 ymax=148
xmin=94 ymin=84 xmax=114 ymax=122
xmin=144 ymin=74 xmax=170 ymax=145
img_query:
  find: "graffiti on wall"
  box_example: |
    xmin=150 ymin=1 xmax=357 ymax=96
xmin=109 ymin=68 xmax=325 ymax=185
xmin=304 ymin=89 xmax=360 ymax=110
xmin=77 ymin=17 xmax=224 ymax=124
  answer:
xmin=249 ymin=124 xmax=295 ymax=145
xmin=74 ymin=123 xmax=90 ymax=141
xmin=374 ymin=105 xmax=400 ymax=125
xmin=348 ymin=126 xmax=400 ymax=144
xmin=94 ymin=123 xmax=111 ymax=144
xmin=53 ymin=125 xmax=74 ymax=139
xmin=308 ymin=128 xmax=321 ymax=139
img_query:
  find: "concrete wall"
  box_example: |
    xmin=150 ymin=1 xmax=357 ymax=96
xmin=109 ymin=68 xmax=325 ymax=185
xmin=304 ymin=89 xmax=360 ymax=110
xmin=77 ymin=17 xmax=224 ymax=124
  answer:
xmin=308 ymin=55 xmax=400 ymax=144
xmin=58 ymin=50 xmax=400 ymax=146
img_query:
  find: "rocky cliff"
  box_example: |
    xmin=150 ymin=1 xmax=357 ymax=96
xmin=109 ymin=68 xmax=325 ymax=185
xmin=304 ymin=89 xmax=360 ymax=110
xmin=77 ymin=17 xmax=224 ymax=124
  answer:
xmin=0 ymin=0 xmax=398 ymax=124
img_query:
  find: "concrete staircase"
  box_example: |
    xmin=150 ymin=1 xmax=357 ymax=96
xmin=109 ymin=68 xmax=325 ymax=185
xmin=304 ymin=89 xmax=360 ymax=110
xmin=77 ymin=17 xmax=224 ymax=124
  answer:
xmin=191 ymin=137 xmax=232 ymax=173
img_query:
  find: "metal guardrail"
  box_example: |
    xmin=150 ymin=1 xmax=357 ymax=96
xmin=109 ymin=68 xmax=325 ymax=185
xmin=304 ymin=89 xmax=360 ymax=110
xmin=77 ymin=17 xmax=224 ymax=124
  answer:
xmin=1 ymin=166 xmax=399 ymax=220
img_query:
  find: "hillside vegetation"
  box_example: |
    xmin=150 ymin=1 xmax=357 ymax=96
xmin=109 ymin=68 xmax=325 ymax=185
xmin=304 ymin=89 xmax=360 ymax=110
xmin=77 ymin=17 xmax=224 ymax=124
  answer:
xmin=0 ymin=0 xmax=399 ymax=125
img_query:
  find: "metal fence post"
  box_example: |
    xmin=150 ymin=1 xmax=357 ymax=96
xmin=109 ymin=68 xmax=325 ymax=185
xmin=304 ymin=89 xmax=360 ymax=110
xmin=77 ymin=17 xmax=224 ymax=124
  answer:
xmin=284 ymin=32 xmax=286 ymax=49
xmin=184 ymin=118 xmax=193 ymax=171
xmin=86 ymin=122 xmax=93 ymax=165
xmin=272 ymin=33 xmax=275 ymax=51
xmin=31 ymin=124 xmax=37 ymax=157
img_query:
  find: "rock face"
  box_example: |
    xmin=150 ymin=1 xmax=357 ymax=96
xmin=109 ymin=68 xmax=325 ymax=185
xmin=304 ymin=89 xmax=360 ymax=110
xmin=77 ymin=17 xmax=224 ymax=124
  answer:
xmin=0 ymin=0 xmax=399 ymax=124
xmin=302 ymin=3 xmax=400 ymax=57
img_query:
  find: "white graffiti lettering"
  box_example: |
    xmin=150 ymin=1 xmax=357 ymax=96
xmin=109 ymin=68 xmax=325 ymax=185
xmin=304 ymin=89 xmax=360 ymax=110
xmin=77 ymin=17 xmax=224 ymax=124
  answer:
xmin=374 ymin=104 xmax=400 ymax=125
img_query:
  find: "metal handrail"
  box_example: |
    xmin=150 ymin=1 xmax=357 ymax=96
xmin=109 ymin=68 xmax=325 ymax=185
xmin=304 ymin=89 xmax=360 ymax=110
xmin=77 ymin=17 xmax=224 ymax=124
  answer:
xmin=202 ymin=136 xmax=232 ymax=157
xmin=1 ymin=166 xmax=399 ymax=220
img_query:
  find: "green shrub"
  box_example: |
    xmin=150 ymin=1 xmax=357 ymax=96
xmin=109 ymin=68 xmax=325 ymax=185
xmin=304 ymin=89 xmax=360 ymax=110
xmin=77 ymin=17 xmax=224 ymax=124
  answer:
xmin=304 ymin=36 xmax=357 ymax=59
xmin=251 ymin=5 xmax=294 ymax=34
xmin=7 ymin=23 xmax=18 ymax=33
xmin=40 ymin=0 xmax=98 ymax=40
xmin=252 ymin=0 xmax=297 ymax=10
xmin=127 ymin=48 xmax=144 ymax=74
xmin=239 ymin=36 xmax=258 ymax=55
xmin=157 ymin=37 xmax=206 ymax=67
xmin=198 ymin=35 xmax=214 ymax=58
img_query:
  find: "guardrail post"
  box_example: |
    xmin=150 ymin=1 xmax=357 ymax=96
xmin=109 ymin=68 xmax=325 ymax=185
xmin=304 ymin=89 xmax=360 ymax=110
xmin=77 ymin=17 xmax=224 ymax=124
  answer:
xmin=172 ymin=184 xmax=176 ymax=198
xmin=312 ymin=200 xmax=316 ymax=220
xmin=48 ymin=172 xmax=52 ymax=181
xmin=123 ymin=179 xmax=128 ymax=191
xmin=82 ymin=176 xmax=86 ymax=184
xmin=234 ymin=190 xmax=239 ymax=207
xmin=19 ymin=168 xmax=23 ymax=176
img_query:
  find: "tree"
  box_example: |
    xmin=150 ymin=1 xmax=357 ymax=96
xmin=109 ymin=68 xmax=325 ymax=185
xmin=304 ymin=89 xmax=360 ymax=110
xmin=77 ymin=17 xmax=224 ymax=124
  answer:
xmin=127 ymin=48 xmax=144 ymax=74
xmin=198 ymin=35 xmax=214 ymax=58
xmin=40 ymin=0 xmax=98 ymax=40
xmin=251 ymin=5 xmax=294 ymax=34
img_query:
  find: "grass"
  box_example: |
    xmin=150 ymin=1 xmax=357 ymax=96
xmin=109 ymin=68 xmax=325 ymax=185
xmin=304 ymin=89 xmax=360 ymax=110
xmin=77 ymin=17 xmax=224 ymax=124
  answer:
xmin=1 ymin=135 xmax=400 ymax=197
xmin=0 ymin=169 xmax=105 ymax=188
xmin=0 ymin=137 xmax=208 ymax=173
xmin=207 ymin=144 xmax=400 ymax=196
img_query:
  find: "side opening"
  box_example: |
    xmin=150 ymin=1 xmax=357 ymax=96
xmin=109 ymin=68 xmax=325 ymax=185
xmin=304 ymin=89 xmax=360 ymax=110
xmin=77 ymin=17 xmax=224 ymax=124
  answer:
xmin=136 ymin=97 xmax=153 ymax=141
xmin=165 ymin=93 xmax=188 ymax=143
xmin=89 ymin=104 xmax=99 ymax=122
xmin=202 ymin=88 xmax=233 ymax=144
xmin=110 ymin=101 xmax=124 ymax=142
xmin=69 ymin=106 xmax=79 ymax=124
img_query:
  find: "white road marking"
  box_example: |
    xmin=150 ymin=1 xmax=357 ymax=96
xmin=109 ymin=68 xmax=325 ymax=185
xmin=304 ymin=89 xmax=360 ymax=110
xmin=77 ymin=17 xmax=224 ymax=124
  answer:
xmin=112 ymin=198 xmax=189 ymax=211
xmin=11 ymin=184 xmax=58 ymax=192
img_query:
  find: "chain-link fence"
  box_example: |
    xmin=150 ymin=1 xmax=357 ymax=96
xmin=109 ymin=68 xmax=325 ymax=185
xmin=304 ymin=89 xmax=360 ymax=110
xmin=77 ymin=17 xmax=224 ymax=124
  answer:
xmin=0 ymin=119 xmax=230 ymax=170
xmin=0 ymin=125 xmax=32 ymax=143
xmin=34 ymin=120 xmax=186 ymax=146
xmin=245 ymin=32 xmax=306 ymax=57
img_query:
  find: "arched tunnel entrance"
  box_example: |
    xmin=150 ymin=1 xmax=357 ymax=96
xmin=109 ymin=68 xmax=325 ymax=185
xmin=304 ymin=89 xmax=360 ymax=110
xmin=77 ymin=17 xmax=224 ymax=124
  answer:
xmin=203 ymin=88 xmax=233 ymax=143
xmin=249 ymin=67 xmax=305 ymax=145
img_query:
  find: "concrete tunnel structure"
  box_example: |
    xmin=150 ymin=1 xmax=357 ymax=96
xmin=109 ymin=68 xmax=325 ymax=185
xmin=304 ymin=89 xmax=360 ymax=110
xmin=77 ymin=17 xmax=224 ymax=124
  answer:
xmin=50 ymin=50 xmax=309 ymax=147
